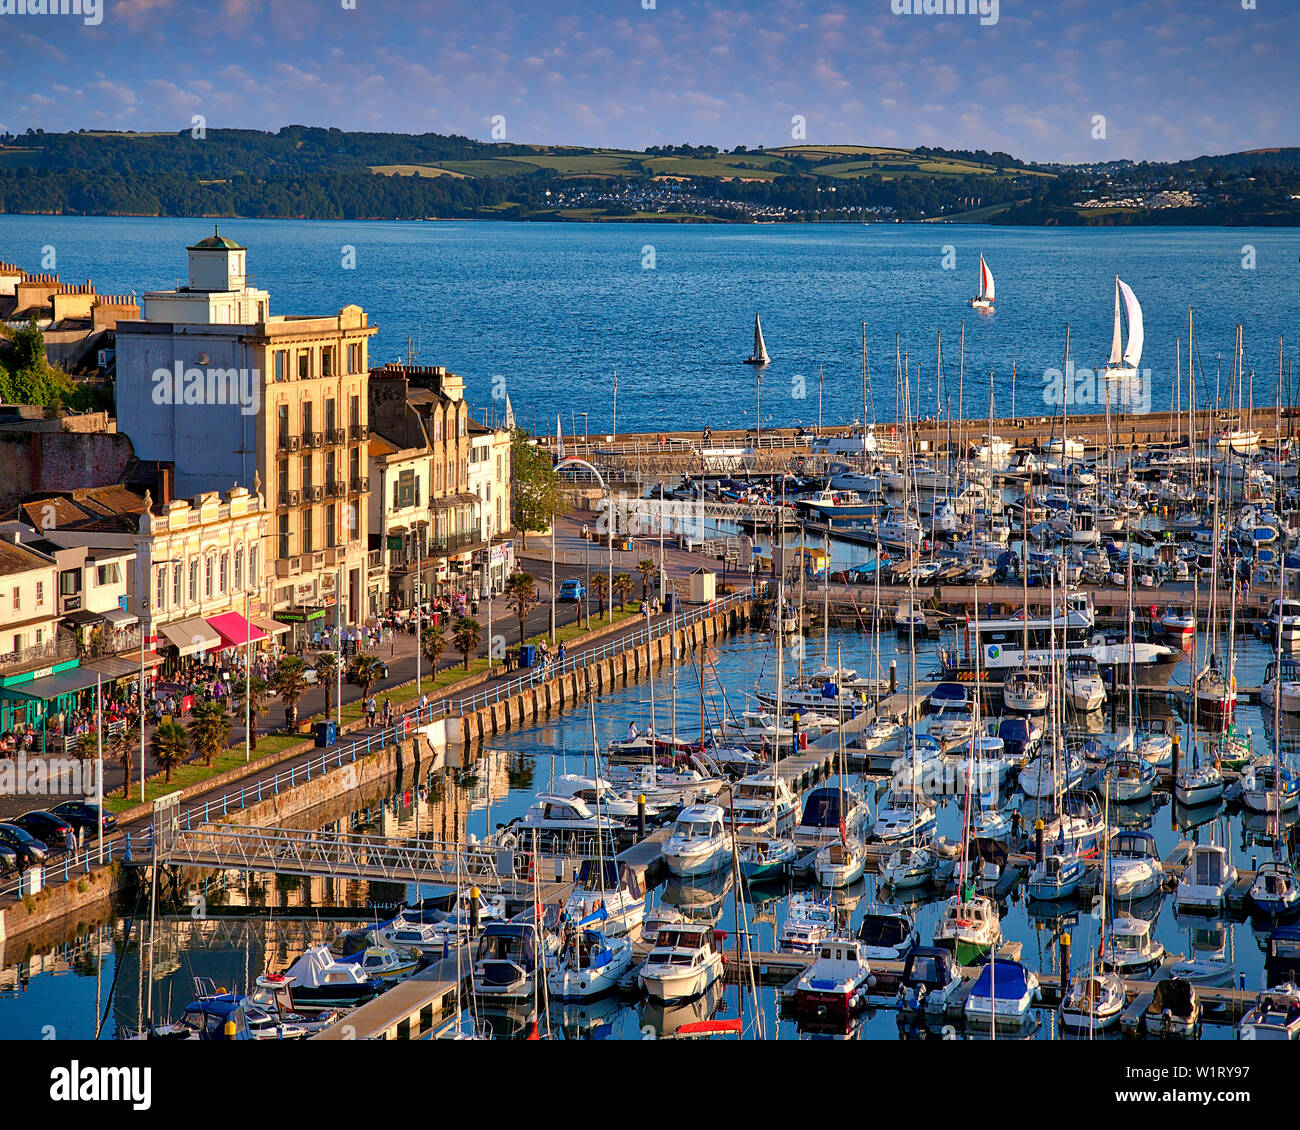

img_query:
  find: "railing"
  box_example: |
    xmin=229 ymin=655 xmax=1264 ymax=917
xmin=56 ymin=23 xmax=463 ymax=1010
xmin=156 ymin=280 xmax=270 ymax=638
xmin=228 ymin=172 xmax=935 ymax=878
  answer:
xmin=277 ymin=433 xmax=302 ymax=453
xmin=326 ymin=480 xmax=347 ymax=498
xmin=349 ymin=423 xmax=369 ymax=442
xmin=0 ymin=632 xmax=77 ymax=674
xmin=326 ymin=428 xmax=347 ymax=446
xmin=304 ymin=430 xmax=324 ymax=449
xmin=451 ymin=585 xmax=761 ymax=715
xmin=367 ymin=549 xmax=385 ymax=572
xmin=428 ymin=531 xmax=481 ymax=555
xmin=350 ymin=476 xmax=370 ymax=494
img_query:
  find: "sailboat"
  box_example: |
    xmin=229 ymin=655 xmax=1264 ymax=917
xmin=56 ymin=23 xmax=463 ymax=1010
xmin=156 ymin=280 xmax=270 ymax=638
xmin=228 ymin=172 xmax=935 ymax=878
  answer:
xmin=744 ymin=314 xmax=770 ymax=366
xmin=1102 ymin=276 xmax=1144 ymax=397
xmin=969 ymin=253 xmax=995 ymax=310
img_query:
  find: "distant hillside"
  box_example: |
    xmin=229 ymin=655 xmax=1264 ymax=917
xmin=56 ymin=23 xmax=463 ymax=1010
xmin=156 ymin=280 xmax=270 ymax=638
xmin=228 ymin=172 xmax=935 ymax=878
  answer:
xmin=0 ymin=127 xmax=1295 ymax=225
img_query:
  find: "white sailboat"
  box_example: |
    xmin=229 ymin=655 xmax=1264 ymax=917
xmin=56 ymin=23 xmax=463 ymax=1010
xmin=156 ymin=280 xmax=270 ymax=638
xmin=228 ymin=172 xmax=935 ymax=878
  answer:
xmin=1102 ymin=276 xmax=1143 ymax=394
xmin=969 ymin=253 xmax=995 ymax=310
xmin=744 ymin=313 xmax=770 ymax=366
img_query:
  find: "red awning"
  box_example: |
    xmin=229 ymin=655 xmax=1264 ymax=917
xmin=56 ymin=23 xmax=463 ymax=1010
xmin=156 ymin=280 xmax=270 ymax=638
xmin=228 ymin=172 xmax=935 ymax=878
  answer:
xmin=205 ymin=612 xmax=267 ymax=651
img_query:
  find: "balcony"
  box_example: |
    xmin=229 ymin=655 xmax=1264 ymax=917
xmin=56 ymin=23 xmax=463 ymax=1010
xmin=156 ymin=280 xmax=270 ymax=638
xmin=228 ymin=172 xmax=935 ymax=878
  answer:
xmin=0 ymin=631 xmax=76 ymax=675
xmin=277 ymin=433 xmax=302 ymax=453
xmin=304 ymin=485 xmax=324 ymax=503
xmin=275 ymin=557 xmax=303 ymax=578
xmin=304 ymin=430 xmax=324 ymax=449
xmin=349 ymin=423 xmax=370 ymax=442
xmin=79 ymin=625 xmax=143 ymax=659
xmin=326 ymin=427 xmax=347 ymax=446
xmin=428 ymin=531 xmax=483 ymax=556
xmin=325 ymin=480 xmax=347 ymax=499
xmin=349 ymin=476 xmax=370 ymax=494
xmin=367 ymin=549 xmax=385 ymax=575
xmin=325 ymin=547 xmax=346 ymax=567
xmin=278 ymin=489 xmax=301 ymax=509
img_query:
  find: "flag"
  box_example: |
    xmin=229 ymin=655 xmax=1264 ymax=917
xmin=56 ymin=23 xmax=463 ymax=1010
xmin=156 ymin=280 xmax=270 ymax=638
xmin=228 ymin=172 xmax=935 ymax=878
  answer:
xmin=838 ymin=817 xmax=848 ymax=846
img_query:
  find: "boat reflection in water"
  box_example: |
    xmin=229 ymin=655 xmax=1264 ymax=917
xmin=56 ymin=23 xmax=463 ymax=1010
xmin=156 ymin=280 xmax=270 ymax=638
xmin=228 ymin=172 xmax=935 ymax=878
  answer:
xmin=637 ymin=977 xmax=726 ymax=1039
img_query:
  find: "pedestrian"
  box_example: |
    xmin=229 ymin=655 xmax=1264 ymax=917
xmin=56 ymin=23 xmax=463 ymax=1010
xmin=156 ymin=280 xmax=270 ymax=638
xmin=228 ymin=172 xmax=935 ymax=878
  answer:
xmin=419 ymin=691 xmax=429 ymax=717
xmin=366 ymin=695 xmax=377 ymax=727
xmin=383 ymin=697 xmax=392 ymax=727
xmin=557 ymin=642 xmax=566 ymax=664
xmin=64 ymin=824 xmax=76 ymax=855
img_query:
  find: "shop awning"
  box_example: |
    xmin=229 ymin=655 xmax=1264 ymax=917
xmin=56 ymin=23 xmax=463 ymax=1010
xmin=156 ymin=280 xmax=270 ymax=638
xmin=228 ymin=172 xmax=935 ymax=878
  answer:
xmin=83 ymin=654 xmax=162 ymax=680
xmin=62 ymin=609 xmax=102 ymax=628
xmin=102 ymin=607 xmax=138 ymax=627
xmin=160 ymin=618 xmax=221 ymax=657
xmin=206 ymin=611 xmax=266 ymax=650
xmin=1 ymin=666 xmax=103 ymax=702
xmin=251 ymin=615 xmax=290 ymax=637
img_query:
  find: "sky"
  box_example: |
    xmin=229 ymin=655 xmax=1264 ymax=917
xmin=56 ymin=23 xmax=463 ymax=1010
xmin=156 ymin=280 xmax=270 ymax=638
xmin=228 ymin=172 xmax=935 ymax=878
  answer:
xmin=0 ymin=0 xmax=1294 ymax=163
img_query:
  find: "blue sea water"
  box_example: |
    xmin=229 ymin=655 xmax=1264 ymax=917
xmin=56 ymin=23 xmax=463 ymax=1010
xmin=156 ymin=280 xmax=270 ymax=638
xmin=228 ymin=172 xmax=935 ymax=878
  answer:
xmin=0 ymin=216 xmax=1296 ymax=433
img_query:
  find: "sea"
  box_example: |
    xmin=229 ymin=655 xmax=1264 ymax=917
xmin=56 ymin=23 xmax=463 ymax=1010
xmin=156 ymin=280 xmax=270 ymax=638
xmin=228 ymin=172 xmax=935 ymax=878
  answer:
xmin=0 ymin=216 xmax=1297 ymax=433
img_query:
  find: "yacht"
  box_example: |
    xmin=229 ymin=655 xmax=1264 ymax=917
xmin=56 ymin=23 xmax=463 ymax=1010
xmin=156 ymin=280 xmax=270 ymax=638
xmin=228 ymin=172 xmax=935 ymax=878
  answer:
xmin=793 ymin=784 xmax=870 ymax=848
xmin=779 ymin=893 xmax=837 ymax=953
xmin=813 ymin=834 xmax=867 ymax=889
xmin=1064 ymin=654 xmax=1106 ymax=712
xmin=1060 ymin=969 xmax=1125 ymax=1030
xmin=1002 ymin=669 xmax=1049 ymax=714
xmin=279 ymin=946 xmax=385 ymax=1007
xmin=871 ymin=789 xmax=937 ymax=843
xmin=1102 ymin=916 xmax=1164 ymax=975
xmin=1174 ymin=844 xmax=1235 ymax=913
xmin=638 ymin=922 xmax=725 ymax=1002
xmin=728 ymin=770 xmax=799 ymax=835
xmin=881 ymin=844 xmax=937 ymax=890
xmin=547 ymin=926 xmax=634 ymax=1001
xmin=1241 ymin=757 xmax=1300 ymax=814
xmin=661 ymin=804 xmax=732 ymax=878
xmin=472 ymin=922 xmax=541 ymax=1000
xmin=564 ymin=858 xmax=646 ymax=937
xmin=1262 ymin=658 xmax=1300 ymax=714
xmin=737 ymin=836 xmax=798 ymax=882
xmin=1106 ymin=830 xmax=1164 ymax=901
xmin=1026 ymin=850 xmax=1085 ymax=901
xmin=1267 ymin=598 xmax=1300 ymax=649
xmin=516 ymin=794 xmax=626 ymax=840
xmin=1101 ymin=750 xmax=1157 ymax=803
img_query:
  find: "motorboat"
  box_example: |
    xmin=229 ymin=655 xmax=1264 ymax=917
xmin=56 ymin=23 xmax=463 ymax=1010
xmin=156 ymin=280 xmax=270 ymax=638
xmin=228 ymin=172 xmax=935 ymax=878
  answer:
xmin=1064 ymin=654 xmax=1106 ymax=712
xmin=727 ymin=770 xmax=799 ymax=835
xmin=1262 ymin=658 xmax=1300 ymax=714
xmin=279 ymin=946 xmax=386 ymax=1007
xmin=737 ymin=836 xmax=798 ymax=882
xmin=893 ymin=597 xmax=927 ymax=635
xmin=344 ymin=943 xmax=421 ymax=983
xmin=932 ymin=893 xmax=1001 ymax=966
xmin=662 ymin=805 xmax=732 ymax=878
xmin=516 ymin=794 xmax=626 ymax=841
xmin=793 ymin=785 xmax=870 ymax=848
xmin=1059 ymin=969 xmax=1125 ymax=1030
xmin=564 ymin=858 xmax=646 ymax=937
xmin=1175 ymin=844 xmax=1236 ymax=913
xmin=548 ymin=773 xmax=665 ymax=822
xmin=1003 ymin=670 xmax=1049 ymax=714
xmin=472 ymin=922 xmax=541 ymax=1000
xmin=1159 ymin=605 xmax=1196 ymax=641
xmin=1249 ymin=861 xmax=1300 ymax=918
xmin=964 ymin=960 xmax=1040 ymax=1029
xmin=881 ymin=844 xmax=936 ymax=890
xmin=638 ymin=922 xmax=725 ymax=1002
xmin=813 ymin=835 xmax=867 ymax=889
xmin=794 ymin=936 xmax=875 ymax=1021
xmin=1267 ymin=599 xmax=1300 ymax=650
xmin=546 ymin=924 xmax=634 ymax=1001
xmin=779 ymin=893 xmax=837 ymax=953
xmin=1143 ymin=977 xmax=1200 ymax=1038
xmin=871 ymin=790 xmax=937 ymax=843
xmin=1167 ymin=924 xmax=1235 ymax=987
xmin=1102 ymin=916 xmax=1165 ymax=975
xmin=1106 ymin=830 xmax=1164 ymax=901
xmin=1026 ymin=850 xmax=1085 ymax=901
xmin=1239 ymin=983 xmax=1300 ymax=1040
xmin=856 ymin=905 xmax=920 ymax=961
xmin=897 ymin=946 xmax=964 ymax=1017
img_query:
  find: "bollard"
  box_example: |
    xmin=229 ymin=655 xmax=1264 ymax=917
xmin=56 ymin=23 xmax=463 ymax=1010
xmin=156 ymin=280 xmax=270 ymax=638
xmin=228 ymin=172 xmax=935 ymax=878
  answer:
xmin=638 ymin=794 xmax=647 ymax=840
xmin=469 ymin=886 xmax=481 ymax=935
xmin=889 ymin=660 xmax=897 ymax=695
xmin=1171 ymin=733 xmax=1181 ymax=780
xmin=1034 ymin=819 xmax=1045 ymax=864
xmin=124 ymin=833 xmax=132 ymax=862
xmin=1012 ymin=809 xmax=1022 ymax=844
xmin=1060 ymin=932 xmax=1072 ymax=989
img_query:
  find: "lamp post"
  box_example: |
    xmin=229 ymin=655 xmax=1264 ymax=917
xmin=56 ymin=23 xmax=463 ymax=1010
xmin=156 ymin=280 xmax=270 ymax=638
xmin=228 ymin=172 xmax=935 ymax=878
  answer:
xmin=553 ymin=457 xmax=610 ymax=622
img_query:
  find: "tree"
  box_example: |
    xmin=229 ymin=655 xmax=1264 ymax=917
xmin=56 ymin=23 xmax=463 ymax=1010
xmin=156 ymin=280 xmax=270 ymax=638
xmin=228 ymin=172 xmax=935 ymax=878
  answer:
xmin=271 ymin=656 xmax=309 ymax=729
xmin=592 ymin=571 xmax=610 ymax=619
xmin=636 ymin=558 xmax=657 ymax=602
xmin=504 ymin=571 xmax=537 ymax=645
xmin=613 ymin=571 xmax=634 ymax=610
xmin=151 ymin=720 xmax=189 ymax=783
xmin=421 ymin=625 xmax=448 ymax=671
xmin=229 ymin=674 xmax=270 ymax=750
xmin=314 ymin=652 xmax=338 ymax=718
xmin=509 ymin=429 xmax=562 ymax=549
xmin=189 ymin=699 xmax=229 ymax=768
xmin=453 ymin=615 xmax=482 ymax=670
xmin=349 ymin=653 xmax=384 ymax=700
xmin=112 ymin=715 xmax=139 ymax=799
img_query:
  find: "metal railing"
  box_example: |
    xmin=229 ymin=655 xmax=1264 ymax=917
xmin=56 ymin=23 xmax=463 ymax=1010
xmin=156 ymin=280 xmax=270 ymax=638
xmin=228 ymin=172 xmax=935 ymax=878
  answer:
xmin=0 ymin=632 xmax=76 ymax=674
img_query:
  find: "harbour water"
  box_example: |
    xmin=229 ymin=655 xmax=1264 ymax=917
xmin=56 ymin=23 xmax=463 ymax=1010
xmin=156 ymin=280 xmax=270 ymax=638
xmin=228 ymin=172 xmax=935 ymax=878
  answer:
xmin=0 ymin=216 xmax=1296 ymax=431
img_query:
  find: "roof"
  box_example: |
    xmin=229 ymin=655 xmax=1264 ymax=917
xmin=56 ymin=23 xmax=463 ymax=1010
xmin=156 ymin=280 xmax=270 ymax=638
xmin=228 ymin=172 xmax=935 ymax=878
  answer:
xmin=0 ymin=539 xmax=54 ymax=577
xmin=367 ymin=433 xmax=399 ymax=457
xmin=188 ymin=229 xmax=243 ymax=251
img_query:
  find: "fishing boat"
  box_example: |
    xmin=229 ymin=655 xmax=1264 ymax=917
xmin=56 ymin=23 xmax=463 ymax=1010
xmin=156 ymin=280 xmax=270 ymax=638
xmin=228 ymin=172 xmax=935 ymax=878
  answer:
xmin=1239 ymin=984 xmax=1300 ymax=1040
xmin=1060 ymin=969 xmax=1126 ymax=1031
xmin=932 ymin=893 xmax=1001 ymax=966
xmin=969 ymin=253 xmax=995 ymax=310
xmin=743 ymin=313 xmax=770 ymax=366
xmin=1106 ymin=830 xmax=1164 ymax=901
xmin=1026 ymin=849 xmax=1085 ymax=901
xmin=737 ymin=836 xmax=798 ymax=882
xmin=547 ymin=923 xmax=634 ymax=1001
xmin=813 ymin=834 xmax=867 ymax=889
xmin=638 ymin=922 xmax=725 ymax=1002
xmin=779 ymin=893 xmax=837 ymax=953
xmin=279 ymin=946 xmax=386 ymax=1007
xmin=1102 ymin=916 xmax=1164 ymax=975
xmin=661 ymin=804 xmax=732 ymax=878
xmin=856 ymin=905 xmax=920 ymax=960
xmin=964 ymin=960 xmax=1040 ymax=1029
xmin=795 ymin=936 xmax=875 ymax=1021
xmin=1175 ymin=844 xmax=1236 ymax=912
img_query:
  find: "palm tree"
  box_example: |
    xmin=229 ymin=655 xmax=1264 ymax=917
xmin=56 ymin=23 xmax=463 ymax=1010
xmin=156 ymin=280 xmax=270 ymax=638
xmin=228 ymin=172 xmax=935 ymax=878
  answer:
xmin=614 ymin=571 xmax=634 ymax=610
xmin=151 ymin=720 xmax=189 ymax=783
xmin=504 ymin=571 xmax=537 ymax=645
xmin=229 ymin=674 xmax=270 ymax=750
xmin=592 ymin=571 xmax=610 ymax=619
xmin=271 ymin=655 xmax=309 ymax=730
xmin=113 ymin=715 xmax=139 ymax=799
xmin=189 ymin=699 xmax=229 ymax=768
xmin=637 ymin=558 xmax=657 ymax=602
xmin=421 ymin=625 xmax=448 ymax=672
xmin=314 ymin=651 xmax=338 ymax=718
xmin=453 ymin=615 xmax=482 ymax=670
xmin=349 ymin=653 xmax=385 ymax=701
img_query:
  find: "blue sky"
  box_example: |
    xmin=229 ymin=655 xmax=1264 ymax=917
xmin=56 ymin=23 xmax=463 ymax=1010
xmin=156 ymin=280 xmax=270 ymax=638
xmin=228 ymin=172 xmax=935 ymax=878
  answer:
xmin=0 ymin=0 xmax=1293 ymax=162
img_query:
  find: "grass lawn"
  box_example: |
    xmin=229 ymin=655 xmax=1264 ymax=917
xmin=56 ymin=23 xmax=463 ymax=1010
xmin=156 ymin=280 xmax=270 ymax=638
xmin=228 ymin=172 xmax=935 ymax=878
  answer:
xmin=369 ymin=164 xmax=469 ymax=179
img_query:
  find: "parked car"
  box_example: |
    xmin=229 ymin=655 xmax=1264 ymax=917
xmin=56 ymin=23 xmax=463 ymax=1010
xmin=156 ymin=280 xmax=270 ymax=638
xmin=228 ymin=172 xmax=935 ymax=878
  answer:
xmin=0 ymin=841 xmax=19 ymax=875
xmin=51 ymin=800 xmax=117 ymax=836
xmin=558 ymin=579 xmax=585 ymax=603
xmin=11 ymin=810 xmax=74 ymax=850
xmin=0 ymin=823 xmax=49 ymax=867
xmin=347 ymin=659 xmax=389 ymax=685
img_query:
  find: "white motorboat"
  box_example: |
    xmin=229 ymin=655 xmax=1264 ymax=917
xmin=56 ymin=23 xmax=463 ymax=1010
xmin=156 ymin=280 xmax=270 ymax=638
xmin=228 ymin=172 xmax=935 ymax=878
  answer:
xmin=932 ymin=893 xmax=1001 ymax=966
xmin=1159 ymin=605 xmax=1196 ymax=641
xmin=1102 ymin=916 xmax=1164 ymax=975
xmin=517 ymin=793 xmax=625 ymax=839
xmin=1064 ymin=654 xmax=1106 ymax=712
xmin=855 ymin=906 xmax=920 ymax=961
xmin=1248 ymin=861 xmax=1300 ymax=917
xmin=813 ymin=835 xmax=867 ymax=889
xmin=793 ymin=784 xmax=870 ymax=848
xmin=1262 ymin=657 xmax=1300 ymax=714
xmin=1175 ymin=844 xmax=1236 ymax=912
xmin=1133 ymin=717 xmax=1175 ymax=769
xmin=871 ymin=790 xmax=937 ymax=843
xmin=661 ymin=804 xmax=732 ymax=878
xmin=1026 ymin=850 xmax=1085 ymax=901
xmin=1240 ymin=983 xmax=1300 ymax=1040
xmin=893 ymin=597 xmax=927 ymax=635
xmin=728 ymin=770 xmax=799 ymax=835
xmin=472 ymin=922 xmax=541 ymax=999
xmin=1241 ymin=757 xmax=1300 ymax=814
xmin=549 ymin=773 xmax=664 ymax=821
xmin=1267 ymin=599 xmax=1300 ymax=650
xmin=638 ymin=921 xmax=724 ymax=1002
xmin=1106 ymin=830 xmax=1164 ymax=901
xmin=278 ymin=946 xmax=385 ymax=1008
xmin=779 ymin=893 xmax=837 ymax=953
xmin=964 ymin=960 xmax=1040 ymax=1029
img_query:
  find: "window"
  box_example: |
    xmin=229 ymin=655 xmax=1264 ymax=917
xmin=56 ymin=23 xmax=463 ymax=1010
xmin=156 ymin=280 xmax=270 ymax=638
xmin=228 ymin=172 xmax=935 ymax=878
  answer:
xmin=325 ymin=398 xmax=336 ymax=434
xmin=322 ymin=347 xmax=334 ymax=378
xmin=234 ymin=547 xmax=243 ymax=591
xmin=278 ymin=515 xmax=290 ymax=559
xmin=302 ymin=400 xmax=313 ymax=437
xmin=59 ymin=570 xmax=81 ymax=596
xmin=173 ymin=564 xmax=182 ymax=606
xmin=219 ymin=552 xmax=228 ymax=594
xmin=460 ymin=414 xmax=467 ymax=437
xmin=349 ymin=394 xmax=360 ymax=428
xmin=274 ymin=351 xmax=287 ymax=383
xmin=12 ymin=587 xmax=18 ymax=612
xmin=155 ymin=568 xmax=166 ymax=609
xmin=34 ymin=581 xmax=43 ymax=608
xmin=96 ymin=563 xmax=120 ymax=586
xmin=204 ymin=555 xmax=214 ymax=599
xmin=349 ymin=447 xmax=360 ymax=483
xmin=248 ymin=545 xmax=258 ymax=585
xmin=298 ymin=351 xmax=310 ymax=381
xmin=434 ymin=417 xmax=442 ymax=442
xmin=325 ymin=450 xmax=337 ymax=485
xmin=326 ymin=504 xmax=336 ymax=548
xmin=302 ymin=508 xmax=314 ymax=554
xmin=189 ymin=560 xmax=198 ymax=602
xmin=278 ymin=458 xmax=289 ymax=498
xmin=277 ymin=404 xmax=289 ymax=445
xmin=435 ymin=461 xmax=442 ymax=492
xmin=302 ymin=453 xmax=314 ymax=491
xmin=347 ymin=343 xmax=361 ymax=373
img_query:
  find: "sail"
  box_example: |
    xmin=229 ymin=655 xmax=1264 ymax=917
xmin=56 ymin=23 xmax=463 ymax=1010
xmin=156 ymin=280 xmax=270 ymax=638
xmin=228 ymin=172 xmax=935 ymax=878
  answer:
xmin=752 ymin=314 xmax=770 ymax=364
xmin=1107 ymin=277 xmax=1124 ymax=366
xmin=980 ymin=255 xmax=995 ymax=302
xmin=503 ymin=394 xmax=516 ymax=431
xmin=1118 ymin=278 xmax=1143 ymax=368
xmin=556 ymin=414 xmax=564 ymax=460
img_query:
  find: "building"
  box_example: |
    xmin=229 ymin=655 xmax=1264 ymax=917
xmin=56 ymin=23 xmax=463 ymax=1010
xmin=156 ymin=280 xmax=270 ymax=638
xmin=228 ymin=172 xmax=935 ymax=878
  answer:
xmin=0 ymin=534 xmax=65 ymax=731
xmin=366 ymin=432 xmax=433 ymax=614
xmin=113 ymin=231 xmax=376 ymax=634
xmin=467 ymin=418 xmax=515 ymax=595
